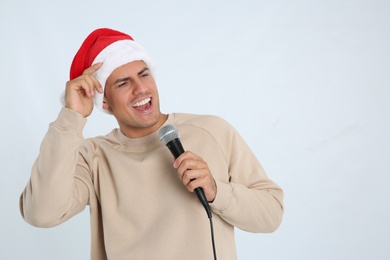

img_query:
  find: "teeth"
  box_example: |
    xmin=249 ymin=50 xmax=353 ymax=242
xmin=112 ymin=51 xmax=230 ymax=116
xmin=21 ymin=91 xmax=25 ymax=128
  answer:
xmin=133 ymin=97 xmax=151 ymax=107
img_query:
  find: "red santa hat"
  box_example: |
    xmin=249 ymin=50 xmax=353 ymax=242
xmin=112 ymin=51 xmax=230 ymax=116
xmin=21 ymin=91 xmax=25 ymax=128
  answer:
xmin=64 ymin=28 xmax=155 ymax=114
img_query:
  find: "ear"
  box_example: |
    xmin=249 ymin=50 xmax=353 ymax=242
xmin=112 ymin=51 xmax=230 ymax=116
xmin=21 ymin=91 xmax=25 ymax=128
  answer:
xmin=103 ymin=95 xmax=111 ymax=111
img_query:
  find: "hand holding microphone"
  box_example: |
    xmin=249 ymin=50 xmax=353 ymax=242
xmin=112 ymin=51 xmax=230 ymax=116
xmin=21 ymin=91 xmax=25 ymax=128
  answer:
xmin=159 ymin=125 xmax=217 ymax=218
xmin=173 ymin=151 xmax=217 ymax=203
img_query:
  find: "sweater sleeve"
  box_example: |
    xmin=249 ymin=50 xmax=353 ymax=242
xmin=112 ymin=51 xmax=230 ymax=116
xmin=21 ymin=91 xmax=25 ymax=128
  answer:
xmin=20 ymin=107 xmax=93 ymax=227
xmin=208 ymin=118 xmax=284 ymax=233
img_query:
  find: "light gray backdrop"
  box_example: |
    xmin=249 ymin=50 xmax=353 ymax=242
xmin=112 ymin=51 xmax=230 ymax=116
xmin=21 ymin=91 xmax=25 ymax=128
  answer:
xmin=1 ymin=0 xmax=389 ymax=259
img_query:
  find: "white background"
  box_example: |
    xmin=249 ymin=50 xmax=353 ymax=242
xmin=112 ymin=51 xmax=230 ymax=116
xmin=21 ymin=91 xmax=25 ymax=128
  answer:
xmin=1 ymin=0 xmax=389 ymax=259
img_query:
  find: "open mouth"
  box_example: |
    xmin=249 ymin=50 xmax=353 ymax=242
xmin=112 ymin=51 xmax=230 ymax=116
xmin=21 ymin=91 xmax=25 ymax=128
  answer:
xmin=132 ymin=97 xmax=152 ymax=112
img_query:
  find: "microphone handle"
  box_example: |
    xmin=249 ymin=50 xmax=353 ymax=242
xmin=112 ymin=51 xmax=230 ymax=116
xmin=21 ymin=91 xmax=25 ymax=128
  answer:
xmin=194 ymin=187 xmax=212 ymax=219
xmin=166 ymin=139 xmax=185 ymax=158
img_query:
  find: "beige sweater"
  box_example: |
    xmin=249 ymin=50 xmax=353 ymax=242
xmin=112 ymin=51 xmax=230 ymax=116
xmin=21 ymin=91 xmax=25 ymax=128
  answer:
xmin=20 ymin=107 xmax=283 ymax=260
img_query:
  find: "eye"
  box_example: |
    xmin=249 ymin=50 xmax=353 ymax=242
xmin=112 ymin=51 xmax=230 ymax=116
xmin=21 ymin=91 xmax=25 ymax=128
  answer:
xmin=117 ymin=80 xmax=130 ymax=88
xmin=140 ymin=72 xmax=149 ymax=78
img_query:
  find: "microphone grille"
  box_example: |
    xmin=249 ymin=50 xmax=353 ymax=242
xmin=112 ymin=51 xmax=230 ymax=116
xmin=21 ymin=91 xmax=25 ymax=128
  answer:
xmin=159 ymin=124 xmax=180 ymax=145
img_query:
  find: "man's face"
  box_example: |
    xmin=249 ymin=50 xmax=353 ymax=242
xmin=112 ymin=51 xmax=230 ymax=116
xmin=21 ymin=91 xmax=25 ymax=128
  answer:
xmin=103 ymin=60 xmax=165 ymax=138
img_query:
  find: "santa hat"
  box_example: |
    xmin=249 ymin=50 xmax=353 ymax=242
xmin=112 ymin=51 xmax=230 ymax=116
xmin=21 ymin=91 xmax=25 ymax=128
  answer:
xmin=64 ymin=28 xmax=155 ymax=114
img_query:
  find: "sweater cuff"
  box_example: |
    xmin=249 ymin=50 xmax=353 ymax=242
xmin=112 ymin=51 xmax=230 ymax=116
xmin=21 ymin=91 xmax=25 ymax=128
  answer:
xmin=51 ymin=107 xmax=87 ymax=134
xmin=209 ymin=180 xmax=234 ymax=213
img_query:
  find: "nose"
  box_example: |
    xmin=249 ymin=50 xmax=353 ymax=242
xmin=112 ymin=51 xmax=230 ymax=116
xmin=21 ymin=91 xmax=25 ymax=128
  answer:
xmin=132 ymin=78 xmax=147 ymax=95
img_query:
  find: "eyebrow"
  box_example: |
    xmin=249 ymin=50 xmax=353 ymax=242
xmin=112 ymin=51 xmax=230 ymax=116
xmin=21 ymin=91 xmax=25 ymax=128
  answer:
xmin=138 ymin=67 xmax=150 ymax=76
xmin=112 ymin=67 xmax=150 ymax=86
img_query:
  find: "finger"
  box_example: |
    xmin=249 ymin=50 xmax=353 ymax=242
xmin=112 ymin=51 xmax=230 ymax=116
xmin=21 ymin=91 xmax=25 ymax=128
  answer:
xmin=74 ymin=74 xmax=102 ymax=97
xmin=83 ymin=63 xmax=103 ymax=94
xmin=69 ymin=75 xmax=96 ymax=98
xmin=184 ymin=171 xmax=217 ymax=202
xmin=181 ymin=168 xmax=197 ymax=185
xmin=84 ymin=74 xmax=103 ymax=96
xmin=181 ymin=165 xmax=210 ymax=187
xmin=173 ymin=151 xmax=202 ymax=169
xmin=80 ymin=63 xmax=103 ymax=95
xmin=183 ymin=170 xmax=207 ymax=190
xmin=82 ymin=62 xmax=103 ymax=75
xmin=177 ymin=160 xmax=200 ymax=181
xmin=186 ymin=177 xmax=201 ymax=192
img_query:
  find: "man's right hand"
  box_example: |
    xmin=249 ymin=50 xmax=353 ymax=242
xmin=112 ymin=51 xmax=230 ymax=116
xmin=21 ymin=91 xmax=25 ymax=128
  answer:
xmin=65 ymin=63 xmax=103 ymax=117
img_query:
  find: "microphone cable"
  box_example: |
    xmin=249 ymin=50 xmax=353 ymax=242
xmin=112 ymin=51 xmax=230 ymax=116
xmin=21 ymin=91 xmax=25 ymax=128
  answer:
xmin=196 ymin=184 xmax=217 ymax=260
xmin=209 ymin=212 xmax=217 ymax=260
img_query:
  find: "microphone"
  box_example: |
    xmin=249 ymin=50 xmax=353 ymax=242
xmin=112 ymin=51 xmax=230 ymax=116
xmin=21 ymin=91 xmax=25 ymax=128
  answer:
xmin=159 ymin=124 xmax=212 ymax=219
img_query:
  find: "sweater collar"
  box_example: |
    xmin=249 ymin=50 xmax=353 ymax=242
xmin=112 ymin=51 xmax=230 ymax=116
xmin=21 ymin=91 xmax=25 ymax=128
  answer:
xmin=113 ymin=114 xmax=175 ymax=146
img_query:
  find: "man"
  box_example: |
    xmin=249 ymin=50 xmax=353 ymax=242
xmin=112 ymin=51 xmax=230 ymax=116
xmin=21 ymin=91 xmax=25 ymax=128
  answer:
xmin=20 ymin=28 xmax=284 ymax=260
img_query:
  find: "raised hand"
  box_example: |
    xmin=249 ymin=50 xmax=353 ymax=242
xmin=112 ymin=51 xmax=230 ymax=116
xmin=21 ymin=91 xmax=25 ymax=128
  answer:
xmin=65 ymin=62 xmax=103 ymax=117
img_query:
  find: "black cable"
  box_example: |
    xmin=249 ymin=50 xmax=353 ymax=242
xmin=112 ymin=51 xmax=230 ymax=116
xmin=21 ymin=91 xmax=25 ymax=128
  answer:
xmin=209 ymin=215 xmax=217 ymax=260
